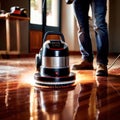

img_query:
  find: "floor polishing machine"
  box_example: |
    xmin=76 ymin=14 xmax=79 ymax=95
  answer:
xmin=34 ymin=31 xmax=75 ymax=86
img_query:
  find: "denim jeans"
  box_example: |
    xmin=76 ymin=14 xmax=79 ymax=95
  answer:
xmin=73 ymin=0 xmax=109 ymax=65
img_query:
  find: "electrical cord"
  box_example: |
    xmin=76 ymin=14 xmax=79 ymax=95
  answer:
xmin=108 ymin=54 xmax=120 ymax=70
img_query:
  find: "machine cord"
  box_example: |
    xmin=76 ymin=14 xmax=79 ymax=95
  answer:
xmin=108 ymin=54 xmax=120 ymax=70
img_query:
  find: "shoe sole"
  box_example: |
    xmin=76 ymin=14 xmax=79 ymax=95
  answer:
xmin=96 ymin=70 xmax=108 ymax=76
xmin=72 ymin=67 xmax=94 ymax=70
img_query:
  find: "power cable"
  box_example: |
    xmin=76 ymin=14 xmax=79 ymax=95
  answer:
xmin=108 ymin=54 xmax=120 ymax=70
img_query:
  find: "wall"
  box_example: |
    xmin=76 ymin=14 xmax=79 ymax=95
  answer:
xmin=61 ymin=2 xmax=79 ymax=52
xmin=0 ymin=0 xmax=29 ymax=53
xmin=109 ymin=0 xmax=120 ymax=53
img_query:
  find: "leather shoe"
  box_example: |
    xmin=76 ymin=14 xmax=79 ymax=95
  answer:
xmin=72 ymin=60 xmax=93 ymax=70
xmin=96 ymin=64 xmax=108 ymax=76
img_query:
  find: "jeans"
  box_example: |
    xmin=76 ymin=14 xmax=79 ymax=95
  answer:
xmin=73 ymin=0 xmax=109 ymax=65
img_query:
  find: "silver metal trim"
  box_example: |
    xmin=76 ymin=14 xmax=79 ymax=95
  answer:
xmin=41 ymin=56 xmax=69 ymax=68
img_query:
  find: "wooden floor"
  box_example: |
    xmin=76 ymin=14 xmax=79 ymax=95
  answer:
xmin=0 ymin=55 xmax=120 ymax=120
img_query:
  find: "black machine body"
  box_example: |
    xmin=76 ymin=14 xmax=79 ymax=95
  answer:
xmin=34 ymin=31 xmax=75 ymax=86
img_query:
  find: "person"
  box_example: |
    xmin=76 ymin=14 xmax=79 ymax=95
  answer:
xmin=72 ymin=0 xmax=109 ymax=76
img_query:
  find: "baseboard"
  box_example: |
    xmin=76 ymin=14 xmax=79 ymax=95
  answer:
xmin=0 ymin=51 xmax=119 ymax=59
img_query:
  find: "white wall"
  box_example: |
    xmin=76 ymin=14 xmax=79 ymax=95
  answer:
xmin=61 ymin=1 xmax=79 ymax=52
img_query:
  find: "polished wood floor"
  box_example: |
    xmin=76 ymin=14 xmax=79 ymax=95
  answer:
xmin=0 ymin=55 xmax=120 ymax=120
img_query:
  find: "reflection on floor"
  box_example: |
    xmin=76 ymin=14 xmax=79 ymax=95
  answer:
xmin=0 ymin=55 xmax=120 ymax=120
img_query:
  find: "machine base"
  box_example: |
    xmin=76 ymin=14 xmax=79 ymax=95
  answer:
xmin=34 ymin=72 xmax=75 ymax=86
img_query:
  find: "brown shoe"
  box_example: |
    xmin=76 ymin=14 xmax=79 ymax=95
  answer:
xmin=96 ymin=64 xmax=108 ymax=76
xmin=72 ymin=60 xmax=93 ymax=70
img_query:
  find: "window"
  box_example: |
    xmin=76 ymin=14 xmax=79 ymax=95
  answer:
xmin=30 ymin=0 xmax=42 ymax=25
xmin=46 ymin=0 xmax=59 ymax=27
xmin=30 ymin=0 xmax=61 ymax=31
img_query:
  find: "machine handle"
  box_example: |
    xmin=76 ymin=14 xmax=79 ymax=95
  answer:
xmin=43 ymin=31 xmax=65 ymax=43
xmin=65 ymin=0 xmax=74 ymax=4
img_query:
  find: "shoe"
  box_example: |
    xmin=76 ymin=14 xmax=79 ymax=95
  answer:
xmin=96 ymin=64 xmax=108 ymax=76
xmin=72 ymin=60 xmax=93 ymax=70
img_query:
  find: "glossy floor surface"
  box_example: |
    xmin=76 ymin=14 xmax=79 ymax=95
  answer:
xmin=0 ymin=55 xmax=120 ymax=120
